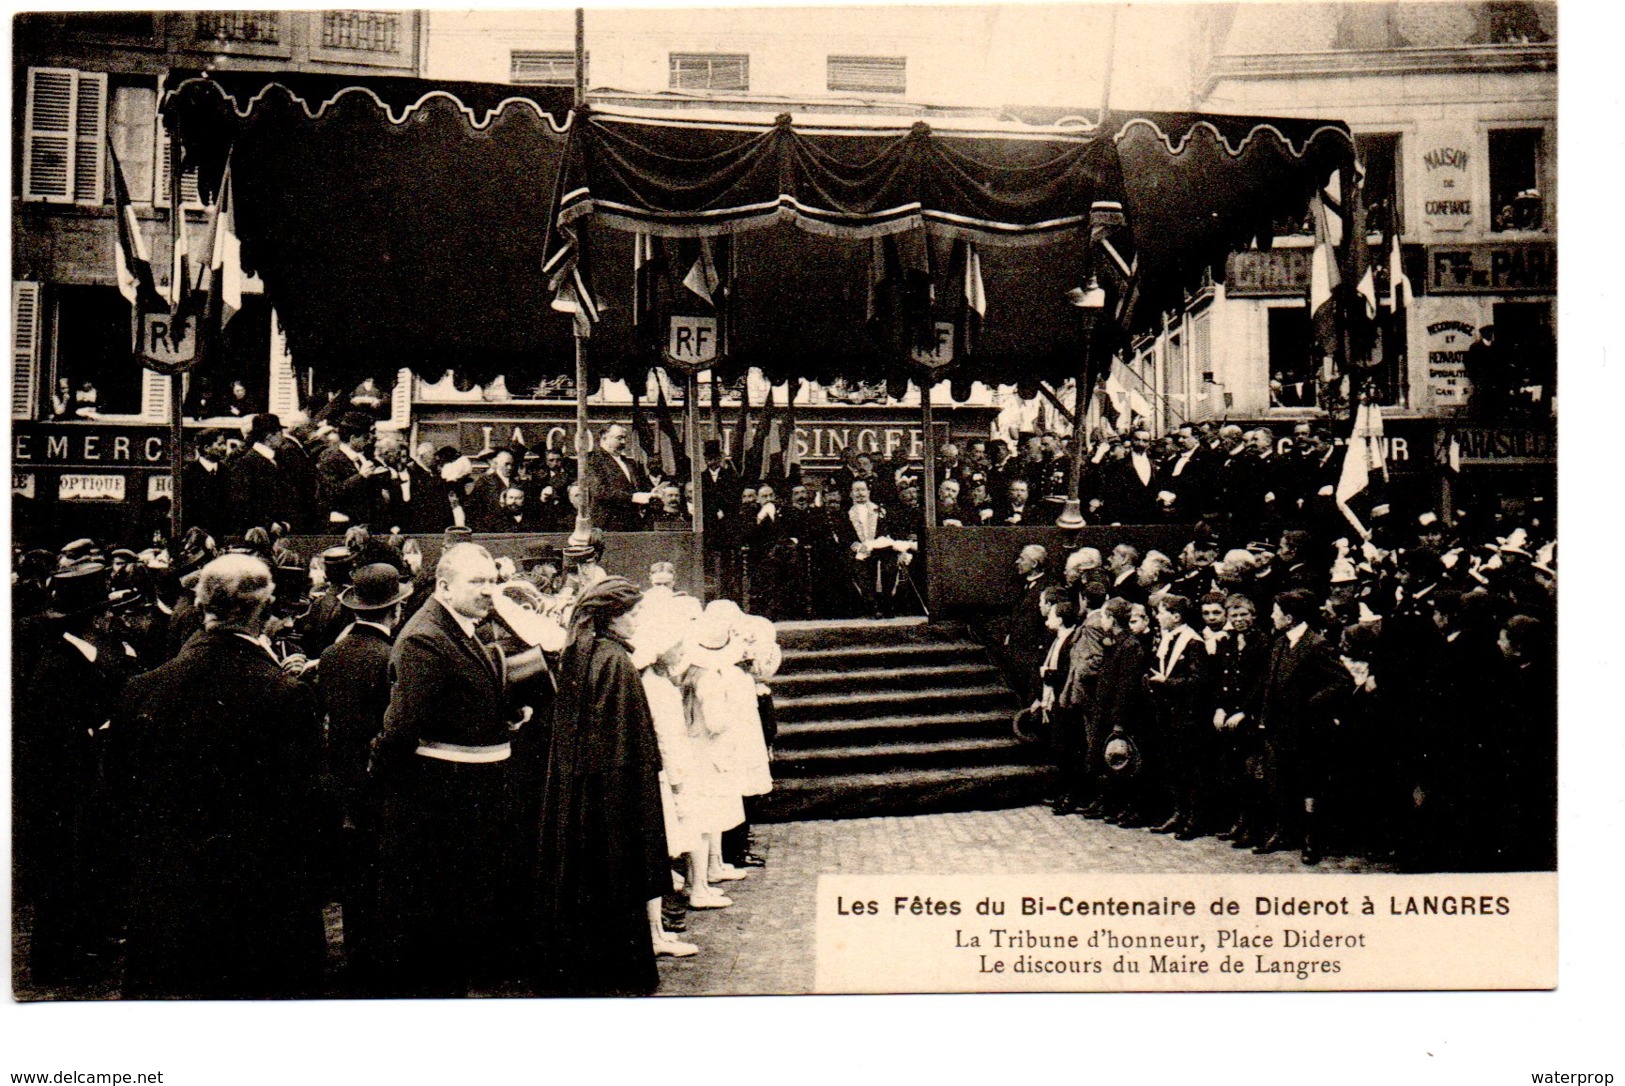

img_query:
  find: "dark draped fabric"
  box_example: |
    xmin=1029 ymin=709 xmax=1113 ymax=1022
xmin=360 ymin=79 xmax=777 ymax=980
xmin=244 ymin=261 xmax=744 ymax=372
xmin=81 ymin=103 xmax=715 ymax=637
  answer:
xmin=535 ymin=628 xmax=669 ymax=995
xmin=162 ymin=73 xmax=1354 ymax=396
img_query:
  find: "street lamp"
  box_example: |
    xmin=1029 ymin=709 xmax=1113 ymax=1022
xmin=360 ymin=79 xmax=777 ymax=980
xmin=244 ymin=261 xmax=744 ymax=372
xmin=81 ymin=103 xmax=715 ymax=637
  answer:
xmin=1057 ymin=277 xmax=1106 ymax=529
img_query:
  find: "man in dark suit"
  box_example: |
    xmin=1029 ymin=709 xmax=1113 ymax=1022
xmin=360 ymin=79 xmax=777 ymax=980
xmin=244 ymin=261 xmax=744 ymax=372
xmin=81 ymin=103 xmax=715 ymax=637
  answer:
xmin=226 ymin=413 xmax=288 ymax=532
xmin=1254 ymin=588 xmax=1348 ymax=864
xmin=317 ymin=412 xmax=392 ymax=529
xmin=468 ymin=448 xmax=520 ymax=532
xmin=372 ymin=542 xmax=548 ymax=995
xmin=317 ymin=563 xmax=411 ymax=984
xmin=1156 ymin=424 xmax=1216 ymax=523
xmin=696 ymin=438 xmax=743 ymax=594
xmin=585 ymin=423 xmax=653 ymax=531
xmin=1003 ymin=544 xmax=1056 ymax=705
xmin=114 ymin=555 xmax=327 ymax=998
xmin=180 ymin=429 xmax=230 ymax=538
xmin=1145 ymin=593 xmax=1212 ymax=839
xmin=532 ymin=445 xmax=575 ymax=530
xmin=391 ymin=440 xmax=449 ymax=534
xmin=1103 ymin=428 xmax=1160 ymax=524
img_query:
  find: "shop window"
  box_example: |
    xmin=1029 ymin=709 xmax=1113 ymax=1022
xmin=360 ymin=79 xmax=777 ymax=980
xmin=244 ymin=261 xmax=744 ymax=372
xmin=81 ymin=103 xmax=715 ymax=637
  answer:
xmin=50 ymin=285 xmax=145 ymax=418
xmin=1489 ymin=128 xmax=1545 ymax=232
xmin=183 ymin=296 xmax=272 ymax=420
xmin=1267 ymin=305 xmax=1316 ymax=408
xmin=512 ymin=50 xmax=586 ymax=86
xmin=321 ymin=10 xmax=401 ymax=52
xmin=670 ymin=53 xmax=749 ymax=92
xmin=828 ymin=56 xmax=906 ymax=95
xmin=194 ymin=11 xmax=282 ymax=45
xmin=1356 ymin=132 xmax=1403 ymax=236
xmin=22 ymin=68 xmax=107 ymax=205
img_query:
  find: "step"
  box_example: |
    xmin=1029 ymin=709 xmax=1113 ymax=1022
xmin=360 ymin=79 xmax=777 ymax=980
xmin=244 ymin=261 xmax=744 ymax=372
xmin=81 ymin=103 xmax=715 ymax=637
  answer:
xmin=773 ymin=708 xmax=1016 ymax=750
xmin=771 ymin=662 xmax=1003 ymax=696
xmin=773 ymin=683 xmax=1015 ymax=723
xmin=779 ymin=640 xmax=986 ymax=671
xmin=772 ymin=736 xmax=1040 ymax=776
xmin=755 ymin=763 xmax=1054 ymax=823
xmin=774 ymin=617 xmax=968 ymax=651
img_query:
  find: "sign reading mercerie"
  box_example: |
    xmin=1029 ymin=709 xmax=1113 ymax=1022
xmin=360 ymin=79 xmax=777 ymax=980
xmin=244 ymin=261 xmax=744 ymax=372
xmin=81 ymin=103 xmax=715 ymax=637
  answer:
xmin=13 ymin=423 xmax=171 ymax=468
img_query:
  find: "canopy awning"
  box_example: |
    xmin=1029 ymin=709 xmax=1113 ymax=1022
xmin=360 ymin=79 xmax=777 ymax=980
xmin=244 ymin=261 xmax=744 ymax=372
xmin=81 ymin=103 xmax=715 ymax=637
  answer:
xmin=163 ymin=71 xmax=1356 ymax=397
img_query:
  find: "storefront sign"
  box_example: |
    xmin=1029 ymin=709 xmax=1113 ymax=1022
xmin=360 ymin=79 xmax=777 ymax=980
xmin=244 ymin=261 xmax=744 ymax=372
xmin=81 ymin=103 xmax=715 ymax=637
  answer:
xmin=148 ymin=475 xmax=174 ymax=501
xmin=1428 ymin=243 xmax=1555 ymax=294
xmin=1420 ymin=142 xmax=1473 ymax=232
xmin=1435 ymin=425 xmax=1555 ymax=466
xmin=59 ymin=473 xmax=127 ymax=502
xmin=1426 ymin=319 xmax=1476 ymax=408
xmin=13 ymin=423 xmax=170 ymax=468
xmin=13 ymin=472 xmax=37 ymax=499
xmin=451 ymin=417 xmax=950 ymax=468
xmin=1225 ymin=249 xmax=1313 ymax=296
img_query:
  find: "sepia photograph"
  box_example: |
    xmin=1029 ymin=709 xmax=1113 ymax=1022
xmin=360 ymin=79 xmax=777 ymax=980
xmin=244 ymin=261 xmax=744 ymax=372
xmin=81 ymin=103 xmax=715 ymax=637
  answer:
xmin=8 ymin=0 xmax=1608 ymax=1077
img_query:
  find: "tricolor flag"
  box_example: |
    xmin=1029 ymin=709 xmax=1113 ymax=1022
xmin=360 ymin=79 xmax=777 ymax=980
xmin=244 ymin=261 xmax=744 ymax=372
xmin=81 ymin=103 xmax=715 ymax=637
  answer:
xmin=1308 ymin=185 xmax=1342 ymax=362
xmin=681 ymin=237 xmax=721 ymax=305
xmin=546 ymin=223 xmax=600 ymax=338
xmin=1335 ymin=401 xmax=1389 ymax=537
xmin=203 ymin=159 xmax=245 ymax=332
xmin=1385 ymin=230 xmax=1412 ymax=372
xmin=109 ymin=138 xmax=160 ymax=310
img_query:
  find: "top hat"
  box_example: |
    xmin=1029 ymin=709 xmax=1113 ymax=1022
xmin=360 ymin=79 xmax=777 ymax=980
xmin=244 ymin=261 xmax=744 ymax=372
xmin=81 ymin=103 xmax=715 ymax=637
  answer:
xmin=520 ymin=540 xmax=563 ymax=568
xmin=339 ymin=563 xmax=414 ymax=611
xmin=271 ymin=563 xmax=312 ymax=601
xmin=46 ymin=562 xmax=112 ymax=620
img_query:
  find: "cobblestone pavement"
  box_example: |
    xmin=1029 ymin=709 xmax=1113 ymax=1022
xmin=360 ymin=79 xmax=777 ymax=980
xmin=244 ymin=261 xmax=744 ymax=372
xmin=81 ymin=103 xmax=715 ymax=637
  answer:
xmin=657 ymin=805 xmax=1384 ymax=996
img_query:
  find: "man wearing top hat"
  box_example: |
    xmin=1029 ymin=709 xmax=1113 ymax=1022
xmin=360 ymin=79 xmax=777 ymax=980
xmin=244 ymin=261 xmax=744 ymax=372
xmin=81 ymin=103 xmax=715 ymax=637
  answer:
xmin=114 ymin=554 xmax=328 ymax=997
xmin=226 ymin=413 xmax=288 ymax=532
xmin=317 ymin=563 xmax=412 ymax=983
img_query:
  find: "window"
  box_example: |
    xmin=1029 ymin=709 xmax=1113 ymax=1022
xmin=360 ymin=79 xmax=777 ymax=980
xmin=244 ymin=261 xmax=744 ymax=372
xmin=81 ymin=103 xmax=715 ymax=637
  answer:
xmin=670 ymin=53 xmax=749 ymax=92
xmin=827 ymin=55 xmax=906 ymax=95
xmin=22 ymin=68 xmax=107 ymax=204
xmin=1356 ymin=132 xmax=1403 ymax=236
xmin=511 ymin=50 xmax=585 ymax=86
xmin=321 ymin=10 xmax=402 ymax=52
xmin=51 ymin=286 xmax=147 ymax=418
xmin=1267 ymin=305 xmax=1316 ymax=408
xmin=1489 ymin=128 xmax=1545 ymax=232
xmin=195 ymin=11 xmax=282 ymax=44
xmin=13 ymin=283 xmax=43 ymax=421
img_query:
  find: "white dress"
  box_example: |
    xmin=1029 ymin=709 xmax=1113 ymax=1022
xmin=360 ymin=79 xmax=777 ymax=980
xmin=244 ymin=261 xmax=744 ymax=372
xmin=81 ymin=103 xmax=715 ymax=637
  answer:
xmin=642 ymin=668 xmax=701 ymax=856
xmin=681 ymin=663 xmax=749 ymax=834
xmin=719 ymin=662 xmax=774 ymax=797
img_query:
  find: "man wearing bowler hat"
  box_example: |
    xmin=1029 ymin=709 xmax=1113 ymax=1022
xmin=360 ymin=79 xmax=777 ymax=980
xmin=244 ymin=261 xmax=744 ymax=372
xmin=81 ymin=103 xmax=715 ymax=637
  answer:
xmin=318 ymin=563 xmax=412 ymax=984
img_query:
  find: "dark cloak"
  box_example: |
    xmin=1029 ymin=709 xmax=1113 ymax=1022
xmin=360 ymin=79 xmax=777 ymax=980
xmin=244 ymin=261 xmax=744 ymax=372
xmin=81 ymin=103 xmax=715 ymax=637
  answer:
xmin=535 ymin=629 xmax=669 ymax=996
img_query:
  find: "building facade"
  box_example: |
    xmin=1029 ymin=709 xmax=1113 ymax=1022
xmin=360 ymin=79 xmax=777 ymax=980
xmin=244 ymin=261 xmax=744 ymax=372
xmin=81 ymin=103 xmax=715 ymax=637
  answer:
xmin=12 ymin=11 xmax=424 ymax=540
xmin=1125 ymin=1 xmax=1556 ymax=522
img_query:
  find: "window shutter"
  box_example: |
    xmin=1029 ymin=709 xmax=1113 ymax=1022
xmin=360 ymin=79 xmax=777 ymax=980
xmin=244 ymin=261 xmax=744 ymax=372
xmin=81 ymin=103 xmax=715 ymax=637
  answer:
xmin=73 ymin=71 xmax=108 ymax=204
xmin=268 ymin=308 xmax=300 ymax=418
xmin=23 ymin=68 xmax=77 ymax=203
xmin=12 ymin=282 xmax=42 ymax=420
xmin=153 ymin=126 xmax=204 ymax=209
xmin=142 ymin=367 xmax=171 ymax=422
xmin=387 ymin=367 xmax=412 ymax=430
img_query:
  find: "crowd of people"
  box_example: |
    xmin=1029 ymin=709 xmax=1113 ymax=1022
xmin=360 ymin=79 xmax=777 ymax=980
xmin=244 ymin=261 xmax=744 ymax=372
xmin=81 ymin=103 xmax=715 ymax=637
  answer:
xmin=14 ymin=525 xmax=781 ymax=998
xmin=998 ymin=508 xmax=1557 ymax=873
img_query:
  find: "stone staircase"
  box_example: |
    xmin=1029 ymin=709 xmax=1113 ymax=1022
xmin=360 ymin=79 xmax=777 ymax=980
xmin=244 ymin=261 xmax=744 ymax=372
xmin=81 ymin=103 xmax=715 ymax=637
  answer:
xmin=757 ymin=618 xmax=1051 ymax=822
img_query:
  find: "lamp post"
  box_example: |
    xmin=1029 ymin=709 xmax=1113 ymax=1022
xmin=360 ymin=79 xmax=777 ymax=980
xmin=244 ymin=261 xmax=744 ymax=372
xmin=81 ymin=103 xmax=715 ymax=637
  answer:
xmin=1056 ymin=278 xmax=1106 ymax=529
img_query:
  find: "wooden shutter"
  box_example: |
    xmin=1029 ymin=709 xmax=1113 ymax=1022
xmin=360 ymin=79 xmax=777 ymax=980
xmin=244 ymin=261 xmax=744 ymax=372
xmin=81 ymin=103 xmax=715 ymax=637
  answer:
xmin=23 ymin=68 xmax=77 ymax=202
xmin=142 ymin=367 xmax=171 ymax=422
xmin=387 ymin=367 xmax=412 ymax=429
xmin=268 ymin=308 xmax=300 ymax=418
xmin=12 ymin=282 xmax=42 ymax=420
xmin=153 ymin=126 xmax=204 ymax=209
xmin=73 ymin=71 xmax=108 ymax=204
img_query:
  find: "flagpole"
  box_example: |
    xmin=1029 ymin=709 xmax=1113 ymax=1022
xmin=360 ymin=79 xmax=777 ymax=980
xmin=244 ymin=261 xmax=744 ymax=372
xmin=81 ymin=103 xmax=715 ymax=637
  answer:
xmin=167 ymin=125 xmax=186 ymax=544
xmin=566 ymin=6 xmax=594 ymax=549
xmin=686 ymin=370 xmax=706 ymax=598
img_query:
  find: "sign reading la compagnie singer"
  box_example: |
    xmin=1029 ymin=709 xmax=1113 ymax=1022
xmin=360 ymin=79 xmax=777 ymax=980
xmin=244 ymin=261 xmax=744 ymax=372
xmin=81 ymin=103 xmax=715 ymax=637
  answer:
xmin=455 ymin=419 xmax=949 ymax=468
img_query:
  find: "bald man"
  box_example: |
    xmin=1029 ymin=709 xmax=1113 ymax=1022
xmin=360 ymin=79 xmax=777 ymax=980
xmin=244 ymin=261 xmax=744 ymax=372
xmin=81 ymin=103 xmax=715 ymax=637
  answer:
xmin=586 ymin=423 xmax=653 ymax=531
xmin=372 ymin=543 xmax=545 ymax=994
